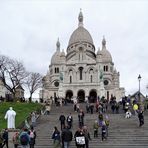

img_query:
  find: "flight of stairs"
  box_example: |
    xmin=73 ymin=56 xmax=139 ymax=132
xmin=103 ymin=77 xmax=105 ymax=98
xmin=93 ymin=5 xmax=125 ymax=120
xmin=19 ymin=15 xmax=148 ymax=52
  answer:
xmin=34 ymin=103 xmax=148 ymax=148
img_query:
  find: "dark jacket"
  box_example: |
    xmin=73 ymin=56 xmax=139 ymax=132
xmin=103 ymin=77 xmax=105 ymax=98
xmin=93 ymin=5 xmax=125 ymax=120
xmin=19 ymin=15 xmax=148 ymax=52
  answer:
xmin=61 ymin=128 xmax=73 ymax=142
xmin=2 ymin=131 xmax=8 ymax=142
xmin=52 ymin=131 xmax=61 ymax=141
xmin=59 ymin=115 xmax=66 ymax=123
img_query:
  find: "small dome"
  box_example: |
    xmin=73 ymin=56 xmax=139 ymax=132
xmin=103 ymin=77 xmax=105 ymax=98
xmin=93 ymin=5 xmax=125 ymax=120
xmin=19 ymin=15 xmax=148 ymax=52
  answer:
xmin=51 ymin=38 xmax=62 ymax=64
xmin=98 ymin=37 xmax=112 ymax=62
xmin=99 ymin=49 xmax=112 ymax=62
xmin=51 ymin=51 xmax=61 ymax=64
xmin=61 ymin=49 xmax=65 ymax=57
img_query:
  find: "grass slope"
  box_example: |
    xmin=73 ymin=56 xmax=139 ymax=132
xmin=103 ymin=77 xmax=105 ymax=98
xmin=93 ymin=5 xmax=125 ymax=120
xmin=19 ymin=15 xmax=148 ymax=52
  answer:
xmin=0 ymin=102 xmax=43 ymax=130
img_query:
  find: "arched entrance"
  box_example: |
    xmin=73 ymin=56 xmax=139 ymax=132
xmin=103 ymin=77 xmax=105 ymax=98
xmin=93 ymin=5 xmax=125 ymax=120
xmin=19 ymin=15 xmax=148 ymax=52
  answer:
xmin=89 ymin=89 xmax=97 ymax=103
xmin=66 ymin=90 xmax=73 ymax=103
xmin=77 ymin=90 xmax=85 ymax=103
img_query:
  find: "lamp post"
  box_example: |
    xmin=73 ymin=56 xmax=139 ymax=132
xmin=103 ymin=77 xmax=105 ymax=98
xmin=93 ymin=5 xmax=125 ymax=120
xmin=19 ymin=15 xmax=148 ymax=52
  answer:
xmin=138 ymin=74 xmax=142 ymax=109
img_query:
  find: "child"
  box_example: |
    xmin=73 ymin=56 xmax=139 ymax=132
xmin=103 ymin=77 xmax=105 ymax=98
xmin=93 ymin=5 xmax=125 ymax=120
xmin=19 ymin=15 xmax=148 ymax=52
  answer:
xmin=93 ymin=120 xmax=99 ymax=138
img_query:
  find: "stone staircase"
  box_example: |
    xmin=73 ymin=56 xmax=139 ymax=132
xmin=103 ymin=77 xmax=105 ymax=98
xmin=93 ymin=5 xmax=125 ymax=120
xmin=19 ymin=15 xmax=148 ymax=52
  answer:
xmin=34 ymin=103 xmax=148 ymax=148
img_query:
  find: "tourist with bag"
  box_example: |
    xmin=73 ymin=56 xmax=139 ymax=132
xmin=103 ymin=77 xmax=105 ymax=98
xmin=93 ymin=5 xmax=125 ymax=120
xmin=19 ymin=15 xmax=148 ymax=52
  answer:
xmin=52 ymin=126 xmax=61 ymax=148
xmin=67 ymin=113 xmax=73 ymax=129
xmin=19 ymin=128 xmax=30 ymax=148
xmin=61 ymin=125 xmax=73 ymax=148
xmin=28 ymin=126 xmax=36 ymax=148
xmin=74 ymin=128 xmax=85 ymax=148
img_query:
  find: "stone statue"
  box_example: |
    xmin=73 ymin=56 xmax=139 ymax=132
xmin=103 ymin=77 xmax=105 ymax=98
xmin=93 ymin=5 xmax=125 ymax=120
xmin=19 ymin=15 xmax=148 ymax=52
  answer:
xmin=4 ymin=107 xmax=16 ymax=129
xmin=99 ymin=65 xmax=104 ymax=82
xmin=60 ymin=72 xmax=63 ymax=81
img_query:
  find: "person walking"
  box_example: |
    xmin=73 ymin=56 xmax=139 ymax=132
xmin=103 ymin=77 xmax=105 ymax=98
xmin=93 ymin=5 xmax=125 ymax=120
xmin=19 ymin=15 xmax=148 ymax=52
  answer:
xmin=2 ymin=128 xmax=8 ymax=148
xmin=101 ymin=121 xmax=107 ymax=141
xmin=105 ymin=115 xmax=109 ymax=137
xmin=93 ymin=120 xmax=99 ymax=138
xmin=30 ymin=112 xmax=36 ymax=127
xmin=67 ymin=113 xmax=73 ymax=129
xmin=83 ymin=126 xmax=91 ymax=148
xmin=28 ymin=126 xmax=36 ymax=148
xmin=61 ymin=125 xmax=73 ymax=148
xmin=138 ymin=110 xmax=144 ymax=127
xmin=12 ymin=132 xmax=20 ymax=148
xmin=19 ymin=128 xmax=30 ymax=148
xmin=78 ymin=110 xmax=84 ymax=128
xmin=52 ymin=126 xmax=61 ymax=148
xmin=74 ymin=128 xmax=85 ymax=148
xmin=59 ymin=113 xmax=66 ymax=130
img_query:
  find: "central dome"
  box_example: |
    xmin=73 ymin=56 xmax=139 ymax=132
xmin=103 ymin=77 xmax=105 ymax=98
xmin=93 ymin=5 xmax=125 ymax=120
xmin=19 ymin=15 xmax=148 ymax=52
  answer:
xmin=68 ymin=10 xmax=94 ymax=47
xmin=68 ymin=26 xmax=94 ymax=46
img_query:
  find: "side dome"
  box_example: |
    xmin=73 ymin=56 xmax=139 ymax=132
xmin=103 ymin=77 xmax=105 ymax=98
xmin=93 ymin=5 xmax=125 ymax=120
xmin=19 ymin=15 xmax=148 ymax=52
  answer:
xmin=68 ymin=26 xmax=94 ymax=46
xmin=98 ymin=38 xmax=112 ymax=62
xmin=51 ymin=38 xmax=62 ymax=64
xmin=68 ymin=10 xmax=94 ymax=47
xmin=99 ymin=49 xmax=112 ymax=62
xmin=51 ymin=51 xmax=61 ymax=64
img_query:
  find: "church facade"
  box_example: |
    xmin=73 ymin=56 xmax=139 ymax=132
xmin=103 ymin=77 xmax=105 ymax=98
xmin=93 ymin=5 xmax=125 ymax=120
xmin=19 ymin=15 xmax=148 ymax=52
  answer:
xmin=40 ymin=11 xmax=125 ymax=102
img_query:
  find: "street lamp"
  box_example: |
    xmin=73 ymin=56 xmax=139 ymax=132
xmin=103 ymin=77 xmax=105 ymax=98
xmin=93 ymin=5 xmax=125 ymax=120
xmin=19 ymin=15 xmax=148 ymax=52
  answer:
xmin=138 ymin=74 xmax=142 ymax=109
xmin=138 ymin=74 xmax=141 ymax=93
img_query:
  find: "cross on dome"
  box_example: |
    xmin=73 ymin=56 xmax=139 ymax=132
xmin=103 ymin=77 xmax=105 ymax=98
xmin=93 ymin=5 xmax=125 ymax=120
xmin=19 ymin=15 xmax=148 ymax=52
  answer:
xmin=56 ymin=38 xmax=60 ymax=51
xmin=102 ymin=36 xmax=106 ymax=48
xmin=78 ymin=8 xmax=83 ymax=27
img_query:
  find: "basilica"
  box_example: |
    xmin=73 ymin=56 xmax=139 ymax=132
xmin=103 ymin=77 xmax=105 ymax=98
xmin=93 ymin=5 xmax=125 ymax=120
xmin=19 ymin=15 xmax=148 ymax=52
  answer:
xmin=40 ymin=11 xmax=125 ymax=103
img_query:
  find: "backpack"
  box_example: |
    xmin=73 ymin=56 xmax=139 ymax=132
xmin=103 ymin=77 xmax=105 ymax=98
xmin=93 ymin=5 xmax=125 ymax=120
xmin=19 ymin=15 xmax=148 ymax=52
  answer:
xmin=20 ymin=133 xmax=29 ymax=145
xmin=105 ymin=120 xmax=109 ymax=126
xmin=29 ymin=131 xmax=35 ymax=138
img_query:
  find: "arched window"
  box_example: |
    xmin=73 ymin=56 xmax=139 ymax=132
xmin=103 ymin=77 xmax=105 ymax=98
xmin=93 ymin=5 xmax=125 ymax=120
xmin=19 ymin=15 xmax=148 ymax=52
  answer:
xmin=79 ymin=67 xmax=83 ymax=80
xmin=57 ymin=68 xmax=59 ymax=73
xmin=104 ymin=66 xmax=106 ymax=72
xmin=91 ymin=75 xmax=93 ymax=83
xmin=70 ymin=76 xmax=72 ymax=83
xmin=55 ymin=68 xmax=56 ymax=73
xmin=103 ymin=65 xmax=108 ymax=72
xmin=106 ymin=66 xmax=108 ymax=72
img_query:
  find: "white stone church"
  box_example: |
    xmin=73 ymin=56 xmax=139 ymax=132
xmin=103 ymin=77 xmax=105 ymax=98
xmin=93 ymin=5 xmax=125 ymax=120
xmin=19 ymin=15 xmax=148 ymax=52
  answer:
xmin=40 ymin=11 xmax=125 ymax=103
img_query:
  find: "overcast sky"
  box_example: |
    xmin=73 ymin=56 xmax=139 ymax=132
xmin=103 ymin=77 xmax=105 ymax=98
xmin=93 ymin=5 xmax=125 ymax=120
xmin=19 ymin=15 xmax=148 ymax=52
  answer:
xmin=0 ymin=0 xmax=148 ymax=98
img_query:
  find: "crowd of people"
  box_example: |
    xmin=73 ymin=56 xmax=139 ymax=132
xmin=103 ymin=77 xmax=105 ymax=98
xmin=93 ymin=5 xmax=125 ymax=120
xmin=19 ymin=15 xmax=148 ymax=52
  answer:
xmin=50 ymin=95 xmax=146 ymax=148
xmin=0 ymin=111 xmax=38 ymax=148
xmin=0 ymin=126 xmax=36 ymax=148
xmin=0 ymin=95 xmax=146 ymax=148
xmin=51 ymin=98 xmax=112 ymax=148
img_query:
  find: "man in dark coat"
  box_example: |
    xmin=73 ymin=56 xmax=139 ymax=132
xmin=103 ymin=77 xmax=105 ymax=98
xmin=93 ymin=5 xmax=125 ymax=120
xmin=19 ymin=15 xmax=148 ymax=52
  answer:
xmin=138 ymin=110 xmax=144 ymax=127
xmin=61 ymin=126 xmax=73 ymax=148
xmin=59 ymin=113 xmax=66 ymax=130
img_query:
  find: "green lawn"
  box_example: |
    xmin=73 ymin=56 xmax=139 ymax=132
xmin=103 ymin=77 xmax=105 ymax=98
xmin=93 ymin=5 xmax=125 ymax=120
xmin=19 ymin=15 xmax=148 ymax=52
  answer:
xmin=0 ymin=102 xmax=43 ymax=131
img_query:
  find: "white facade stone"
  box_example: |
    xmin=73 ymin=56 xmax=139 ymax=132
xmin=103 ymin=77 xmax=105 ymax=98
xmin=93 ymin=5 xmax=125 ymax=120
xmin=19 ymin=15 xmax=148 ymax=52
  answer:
xmin=40 ymin=11 xmax=125 ymax=102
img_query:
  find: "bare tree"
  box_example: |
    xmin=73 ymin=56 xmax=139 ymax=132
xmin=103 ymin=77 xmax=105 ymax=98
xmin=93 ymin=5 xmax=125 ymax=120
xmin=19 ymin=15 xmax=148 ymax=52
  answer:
xmin=26 ymin=72 xmax=42 ymax=102
xmin=0 ymin=55 xmax=27 ymax=101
